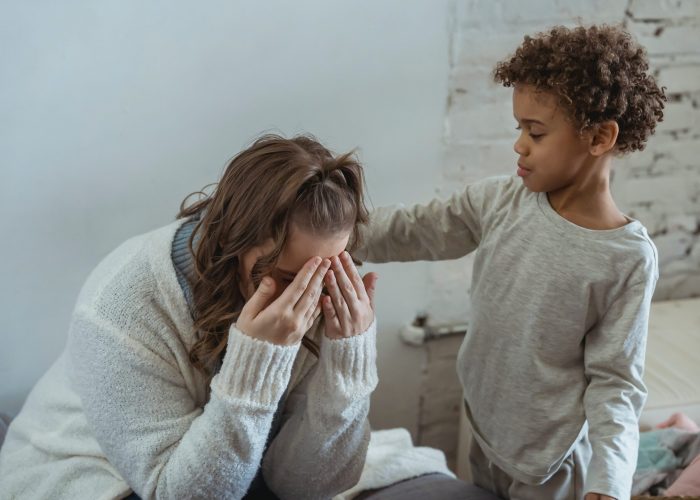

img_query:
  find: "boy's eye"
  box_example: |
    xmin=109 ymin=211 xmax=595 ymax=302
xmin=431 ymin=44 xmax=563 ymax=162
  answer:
xmin=530 ymin=133 xmax=544 ymax=140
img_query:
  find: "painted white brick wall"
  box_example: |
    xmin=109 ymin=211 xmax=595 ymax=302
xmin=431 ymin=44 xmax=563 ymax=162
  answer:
xmin=427 ymin=0 xmax=700 ymax=325
xmin=416 ymin=0 xmax=700 ymax=462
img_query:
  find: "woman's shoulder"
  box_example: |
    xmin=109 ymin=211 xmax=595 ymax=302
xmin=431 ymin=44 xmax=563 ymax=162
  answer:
xmin=74 ymin=220 xmax=190 ymax=330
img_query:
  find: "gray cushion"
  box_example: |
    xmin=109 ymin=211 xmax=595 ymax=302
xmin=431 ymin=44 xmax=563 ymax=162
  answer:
xmin=356 ymin=473 xmax=501 ymax=500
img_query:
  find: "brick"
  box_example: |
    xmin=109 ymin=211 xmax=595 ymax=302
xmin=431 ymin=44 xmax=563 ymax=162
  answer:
xmin=654 ymin=270 xmax=700 ymax=300
xmin=500 ymin=0 xmax=626 ymax=25
xmin=690 ymin=239 xmax=700 ymax=263
xmin=633 ymin=24 xmax=700 ymax=56
xmin=632 ymin=139 xmax=700 ymax=169
xmin=454 ymin=0 xmax=624 ymax=35
xmin=657 ymin=65 xmax=700 ymax=94
xmin=621 ymin=206 xmax=665 ymax=234
xmin=629 ymin=0 xmax=700 ymax=20
xmin=448 ymin=67 xmax=507 ymax=108
xmin=452 ymin=0 xmax=504 ymax=30
xmin=614 ymin=175 xmax=684 ymax=204
xmin=664 ymin=257 xmax=700 ymax=275
xmin=451 ymin=30 xmax=524 ymax=68
xmin=657 ymin=99 xmax=698 ymax=132
xmin=653 ymin=231 xmax=694 ymax=266
xmin=666 ymin=214 xmax=698 ymax=232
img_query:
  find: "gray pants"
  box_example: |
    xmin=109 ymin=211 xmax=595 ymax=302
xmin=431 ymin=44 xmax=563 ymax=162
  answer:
xmin=469 ymin=434 xmax=592 ymax=500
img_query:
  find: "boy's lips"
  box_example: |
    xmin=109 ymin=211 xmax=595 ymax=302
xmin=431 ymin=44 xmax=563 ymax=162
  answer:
xmin=517 ymin=163 xmax=532 ymax=177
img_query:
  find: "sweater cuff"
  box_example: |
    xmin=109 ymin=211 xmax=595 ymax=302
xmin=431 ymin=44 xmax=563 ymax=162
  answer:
xmin=319 ymin=320 xmax=378 ymax=397
xmin=211 ymin=325 xmax=300 ymax=408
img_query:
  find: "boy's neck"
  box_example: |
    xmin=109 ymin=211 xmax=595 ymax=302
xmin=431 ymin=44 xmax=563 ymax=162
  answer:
xmin=546 ymin=156 xmax=629 ymax=230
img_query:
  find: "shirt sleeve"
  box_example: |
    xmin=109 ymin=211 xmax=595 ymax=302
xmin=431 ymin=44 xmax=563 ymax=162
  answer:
xmin=352 ymin=177 xmax=509 ymax=263
xmin=582 ymin=278 xmax=656 ymax=499
xmin=261 ymin=321 xmax=378 ymax=500
xmin=68 ymin=309 xmax=299 ymax=500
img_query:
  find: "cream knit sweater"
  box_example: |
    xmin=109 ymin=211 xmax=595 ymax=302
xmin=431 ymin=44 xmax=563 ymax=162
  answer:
xmin=0 ymin=220 xmax=378 ymax=499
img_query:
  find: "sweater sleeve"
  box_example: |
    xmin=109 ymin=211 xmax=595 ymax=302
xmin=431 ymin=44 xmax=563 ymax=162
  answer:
xmin=582 ymin=279 xmax=655 ymax=499
xmin=261 ymin=321 xmax=378 ymax=500
xmin=352 ymin=177 xmax=507 ymax=263
xmin=68 ymin=309 xmax=298 ymax=500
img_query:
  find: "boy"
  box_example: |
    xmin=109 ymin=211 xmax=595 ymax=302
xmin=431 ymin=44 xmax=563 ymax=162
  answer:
xmin=355 ymin=25 xmax=665 ymax=499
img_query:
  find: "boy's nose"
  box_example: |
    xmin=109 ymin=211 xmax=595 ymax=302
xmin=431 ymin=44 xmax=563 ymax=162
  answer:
xmin=514 ymin=136 xmax=528 ymax=155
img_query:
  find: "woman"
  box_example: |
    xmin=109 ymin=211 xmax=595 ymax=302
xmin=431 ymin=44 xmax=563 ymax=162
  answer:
xmin=0 ymin=134 xmax=378 ymax=499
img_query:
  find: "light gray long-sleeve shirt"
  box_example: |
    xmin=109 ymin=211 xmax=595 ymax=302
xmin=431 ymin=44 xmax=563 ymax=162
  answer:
xmin=353 ymin=175 xmax=658 ymax=499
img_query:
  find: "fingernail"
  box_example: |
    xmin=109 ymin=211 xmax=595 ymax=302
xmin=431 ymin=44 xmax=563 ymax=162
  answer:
xmin=314 ymin=256 xmax=322 ymax=265
xmin=261 ymin=277 xmax=272 ymax=287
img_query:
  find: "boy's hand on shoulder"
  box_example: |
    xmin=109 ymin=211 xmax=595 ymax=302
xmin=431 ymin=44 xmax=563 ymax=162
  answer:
xmin=584 ymin=494 xmax=615 ymax=500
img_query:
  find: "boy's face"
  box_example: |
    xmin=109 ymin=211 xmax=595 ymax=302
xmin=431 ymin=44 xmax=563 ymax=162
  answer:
xmin=512 ymin=85 xmax=592 ymax=193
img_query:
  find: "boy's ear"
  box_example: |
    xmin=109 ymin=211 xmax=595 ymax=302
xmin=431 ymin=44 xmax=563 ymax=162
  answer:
xmin=589 ymin=121 xmax=619 ymax=156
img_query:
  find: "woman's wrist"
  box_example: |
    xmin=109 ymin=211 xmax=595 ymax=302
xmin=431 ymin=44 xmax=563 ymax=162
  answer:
xmin=319 ymin=320 xmax=378 ymax=394
xmin=211 ymin=325 xmax=299 ymax=407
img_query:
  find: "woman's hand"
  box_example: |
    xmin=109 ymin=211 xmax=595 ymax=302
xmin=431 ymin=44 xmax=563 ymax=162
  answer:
xmin=236 ymin=256 xmax=331 ymax=346
xmin=322 ymin=251 xmax=377 ymax=339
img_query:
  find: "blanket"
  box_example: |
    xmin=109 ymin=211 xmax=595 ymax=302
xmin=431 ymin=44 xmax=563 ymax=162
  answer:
xmin=633 ymin=428 xmax=700 ymax=495
xmin=334 ymin=428 xmax=455 ymax=500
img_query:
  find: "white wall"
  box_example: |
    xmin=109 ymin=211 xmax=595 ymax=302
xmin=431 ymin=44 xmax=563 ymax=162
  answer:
xmin=0 ymin=0 xmax=450 ymax=434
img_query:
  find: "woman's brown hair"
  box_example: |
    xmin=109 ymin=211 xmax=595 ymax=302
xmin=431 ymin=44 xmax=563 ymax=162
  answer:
xmin=178 ymin=134 xmax=368 ymax=375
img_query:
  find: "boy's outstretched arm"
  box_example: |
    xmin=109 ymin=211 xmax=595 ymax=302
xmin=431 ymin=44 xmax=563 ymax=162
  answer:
xmin=582 ymin=277 xmax=656 ymax=500
xmin=353 ymin=176 xmax=509 ymax=263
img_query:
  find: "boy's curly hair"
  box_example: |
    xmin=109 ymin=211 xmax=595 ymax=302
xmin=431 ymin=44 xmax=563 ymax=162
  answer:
xmin=493 ymin=25 xmax=666 ymax=154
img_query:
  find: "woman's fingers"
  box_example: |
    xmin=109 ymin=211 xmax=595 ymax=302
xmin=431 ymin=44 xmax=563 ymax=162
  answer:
xmin=331 ymin=255 xmax=362 ymax=318
xmin=322 ymin=295 xmax=341 ymax=334
xmin=278 ymin=256 xmax=323 ymax=306
xmin=240 ymin=276 xmax=277 ymax=319
xmin=294 ymin=258 xmax=331 ymax=317
xmin=325 ymin=268 xmax=352 ymax=331
xmin=304 ymin=303 xmax=323 ymax=331
xmin=362 ymin=272 xmax=378 ymax=310
xmin=339 ymin=252 xmax=369 ymax=302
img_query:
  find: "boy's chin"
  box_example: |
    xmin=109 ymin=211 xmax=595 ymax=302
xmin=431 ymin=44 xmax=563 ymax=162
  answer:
xmin=518 ymin=176 xmax=545 ymax=193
